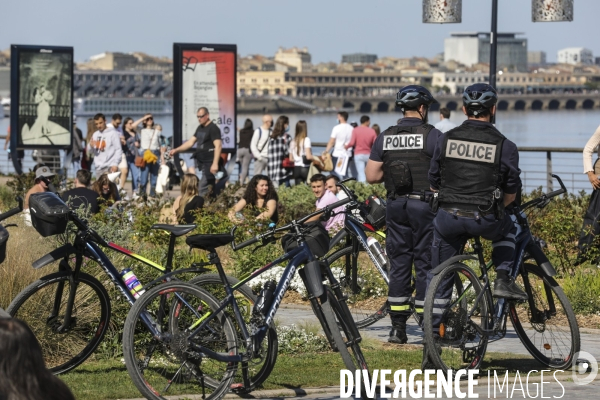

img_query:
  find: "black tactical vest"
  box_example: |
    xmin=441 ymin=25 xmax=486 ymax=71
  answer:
xmin=382 ymin=123 xmax=434 ymax=197
xmin=438 ymin=124 xmax=505 ymax=209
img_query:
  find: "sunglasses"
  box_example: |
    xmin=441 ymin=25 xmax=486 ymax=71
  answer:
xmin=197 ymin=114 xmax=207 ymax=118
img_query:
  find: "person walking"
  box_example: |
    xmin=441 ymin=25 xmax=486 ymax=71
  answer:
xmin=88 ymin=113 xmax=122 ymax=178
xmin=365 ymin=85 xmax=443 ymax=345
xmin=250 ymin=114 xmax=272 ymax=176
xmin=426 ymin=84 xmax=525 ymax=366
xmin=170 ymin=107 xmax=222 ymax=198
xmin=122 ymin=117 xmax=143 ymax=195
xmin=289 ymin=120 xmax=314 ymax=185
xmin=65 ymin=120 xmax=83 ymax=178
xmin=138 ymin=114 xmax=162 ymax=197
xmin=237 ymin=118 xmax=254 ymax=184
xmin=434 ymin=107 xmax=457 ymax=133
xmin=346 ymin=115 xmax=377 ymax=182
xmin=575 ymin=122 xmax=600 ymax=264
xmin=324 ymin=111 xmax=353 ymax=179
xmin=267 ymin=115 xmax=291 ymax=188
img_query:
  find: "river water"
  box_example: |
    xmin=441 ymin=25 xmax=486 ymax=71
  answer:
xmin=1 ymin=109 xmax=599 ymax=193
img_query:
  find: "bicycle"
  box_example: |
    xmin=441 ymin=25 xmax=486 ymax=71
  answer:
xmin=7 ymin=199 xmax=265 ymax=377
xmin=326 ymin=180 xmax=443 ymax=329
xmin=422 ymin=174 xmax=580 ymax=372
xmin=122 ymin=192 xmax=372 ymax=400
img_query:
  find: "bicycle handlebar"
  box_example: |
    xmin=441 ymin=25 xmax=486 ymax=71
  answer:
xmin=231 ymin=195 xmax=352 ymax=251
xmin=0 ymin=197 xmax=23 ymax=223
xmin=520 ymin=174 xmax=567 ymax=211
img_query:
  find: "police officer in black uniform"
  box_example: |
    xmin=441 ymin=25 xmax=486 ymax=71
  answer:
xmin=366 ymin=85 xmax=444 ymax=344
xmin=428 ymin=83 xmax=527 ymax=318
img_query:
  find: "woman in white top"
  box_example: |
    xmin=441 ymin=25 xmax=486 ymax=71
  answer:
xmin=576 ymin=123 xmax=600 ymax=264
xmin=289 ymin=120 xmax=314 ymax=185
xmin=138 ymin=114 xmax=164 ymax=197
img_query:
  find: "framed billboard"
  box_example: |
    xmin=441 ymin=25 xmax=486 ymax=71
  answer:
xmin=10 ymin=45 xmax=73 ymax=152
xmin=173 ymin=43 xmax=237 ymax=154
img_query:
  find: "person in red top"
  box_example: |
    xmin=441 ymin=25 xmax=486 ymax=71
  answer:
xmin=345 ymin=115 xmax=377 ymax=182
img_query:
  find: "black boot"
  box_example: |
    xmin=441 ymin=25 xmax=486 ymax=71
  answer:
xmin=388 ymin=316 xmax=408 ymax=344
xmin=493 ymin=278 xmax=528 ymax=301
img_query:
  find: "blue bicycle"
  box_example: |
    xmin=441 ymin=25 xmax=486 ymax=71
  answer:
xmin=422 ymin=174 xmax=580 ymax=372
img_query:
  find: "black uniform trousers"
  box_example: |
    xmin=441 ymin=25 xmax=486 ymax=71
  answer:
xmin=386 ymin=196 xmax=435 ymax=324
xmin=427 ymin=209 xmax=517 ymax=330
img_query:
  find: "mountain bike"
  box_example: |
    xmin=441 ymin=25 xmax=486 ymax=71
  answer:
xmin=122 ymin=193 xmax=372 ymax=400
xmin=326 ymin=181 xmax=440 ymax=329
xmin=422 ymin=174 xmax=580 ymax=371
xmin=6 ymin=208 xmax=263 ymax=375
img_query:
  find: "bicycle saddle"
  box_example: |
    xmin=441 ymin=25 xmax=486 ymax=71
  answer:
xmin=151 ymin=224 xmax=197 ymax=237
xmin=186 ymin=233 xmax=234 ymax=251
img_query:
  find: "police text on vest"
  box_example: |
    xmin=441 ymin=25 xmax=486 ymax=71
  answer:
xmin=446 ymin=139 xmax=496 ymax=164
xmin=383 ymin=134 xmax=423 ymax=150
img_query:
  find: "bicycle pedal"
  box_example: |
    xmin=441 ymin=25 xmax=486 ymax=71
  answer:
xmin=230 ymin=383 xmax=247 ymax=393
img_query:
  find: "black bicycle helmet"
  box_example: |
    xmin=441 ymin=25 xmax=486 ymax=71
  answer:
xmin=395 ymin=85 xmax=438 ymax=109
xmin=462 ymin=83 xmax=498 ymax=115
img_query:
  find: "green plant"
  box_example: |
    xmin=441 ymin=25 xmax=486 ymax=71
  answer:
xmin=561 ymin=268 xmax=600 ymax=315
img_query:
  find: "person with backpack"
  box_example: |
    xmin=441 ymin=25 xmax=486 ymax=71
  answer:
xmin=250 ymin=114 xmax=273 ymax=176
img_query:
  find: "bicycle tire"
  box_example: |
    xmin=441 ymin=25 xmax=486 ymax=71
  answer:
xmin=423 ymin=262 xmax=489 ymax=372
xmin=7 ymin=271 xmax=111 ymax=375
xmin=317 ymin=287 xmax=373 ymax=399
xmin=509 ymin=262 xmax=580 ymax=369
xmin=188 ymin=274 xmax=278 ymax=392
xmin=327 ymin=246 xmax=388 ymax=329
xmin=123 ymin=281 xmax=238 ymax=400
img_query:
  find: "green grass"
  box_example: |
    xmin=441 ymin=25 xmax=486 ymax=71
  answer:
xmin=60 ymin=349 xmax=542 ymax=400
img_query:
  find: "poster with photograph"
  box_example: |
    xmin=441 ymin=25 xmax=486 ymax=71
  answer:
xmin=11 ymin=45 xmax=73 ymax=149
xmin=173 ymin=43 xmax=236 ymax=153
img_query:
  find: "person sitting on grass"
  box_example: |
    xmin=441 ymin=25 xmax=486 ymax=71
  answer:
xmin=92 ymin=174 xmax=121 ymax=207
xmin=0 ymin=318 xmax=76 ymax=400
xmin=61 ymin=169 xmax=100 ymax=214
xmin=306 ymin=173 xmax=345 ymax=232
xmin=172 ymin=173 xmax=204 ymax=224
xmin=229 ymin=174 xmax=279 ymax=224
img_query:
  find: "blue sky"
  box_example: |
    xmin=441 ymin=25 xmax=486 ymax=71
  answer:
xmin=2 ymin=0 xmax=598 ymax=64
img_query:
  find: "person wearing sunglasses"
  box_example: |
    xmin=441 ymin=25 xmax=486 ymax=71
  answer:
xmin=170 ymin=107 xmax=222 ymax=198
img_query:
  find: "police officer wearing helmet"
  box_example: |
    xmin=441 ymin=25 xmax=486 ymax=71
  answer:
xmin=366 ymin=85 xmax=444 ymax=344
xmin=428 ymin=83 xmax=526 ymax=319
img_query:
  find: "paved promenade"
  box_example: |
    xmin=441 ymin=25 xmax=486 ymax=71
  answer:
xmin=275 ymin=304 xmax=600 ymax=358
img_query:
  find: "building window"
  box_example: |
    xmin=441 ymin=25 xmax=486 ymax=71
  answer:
xmin=263 ymin=89 xmax=269 ymax=95
xmin=251 ymin=79 xmax=257 ymax=83
xmin=263 ymin=79 xmax=268 ymax=83
xmin=275 ymin=79 xmax=281 ymax=83
xmin=275 ymin=88 xmax=280 ymax=94
xmin=240 ymin=79 xmax=245 ymax=83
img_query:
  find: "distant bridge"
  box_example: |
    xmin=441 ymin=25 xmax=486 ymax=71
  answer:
xmin=238 ymin=92 xmax=600 ymax=113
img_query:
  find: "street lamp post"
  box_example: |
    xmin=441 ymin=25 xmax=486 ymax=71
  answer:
xmin=423 ymin=0 xmax=574 ymax=90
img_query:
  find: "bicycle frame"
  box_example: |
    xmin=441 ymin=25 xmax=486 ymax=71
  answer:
xmin=168 ymin=242 xmax=314 ymax=364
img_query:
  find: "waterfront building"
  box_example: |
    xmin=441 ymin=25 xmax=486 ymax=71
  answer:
xmin=78 ymin=52 xmax=172 ymax=72
xmin=73 ymin=70 xmax=171 ymax=98
xmin=341 ymin=53 xmax=378 ymax=64
xmin=528 ymin=51 xmax=547 ymax=66
xmin=237 ymin=70 xmax=295 ymax=97
xmin=432 ymin=68 xmax=600 ymax=95
xmin=444 ymin=32 xmax=528 ymax=72
xmin=274 ymin=47 xmax=311 ymax=72
xmin=558 ymin=48 xmax=594 ymax=65
xmin=0 ymin=67 xmax=9 ymax=98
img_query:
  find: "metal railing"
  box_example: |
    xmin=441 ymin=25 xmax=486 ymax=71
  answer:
xmin=0 ymin=138 xmax=589 ymax=195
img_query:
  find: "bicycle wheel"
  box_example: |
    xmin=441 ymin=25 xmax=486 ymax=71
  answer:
xmin=123 ymin=281 xmax=237 ymax=400
xmin=423 ymin=262 xmax=489 ymax=371
xmin=189 ymin=274 xmax=278 ymax=392
xmin=317 ymin=287 xmax=373 ymax=398
xmin=7 ymin=271 xmax=110 ymax=374
xmin=327 ymin=246 xmax=388 ymax=329
xmin=510 ymin=263 xmax=580 ymax=369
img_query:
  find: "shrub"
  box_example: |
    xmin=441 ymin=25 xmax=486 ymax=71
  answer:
xmin=275 ymin=324 xmax=330 ymax=355
xmin=561 ymin=268 xmax=600 ymax=315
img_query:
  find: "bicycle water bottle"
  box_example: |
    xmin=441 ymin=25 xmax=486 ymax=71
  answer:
xmin=253 ymin=280 xmax=277 ymax=317
xmin=120 ymin=268 xmax=146 ymax=299
xmin=367 ymin=237 xmax=388 ymax=269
